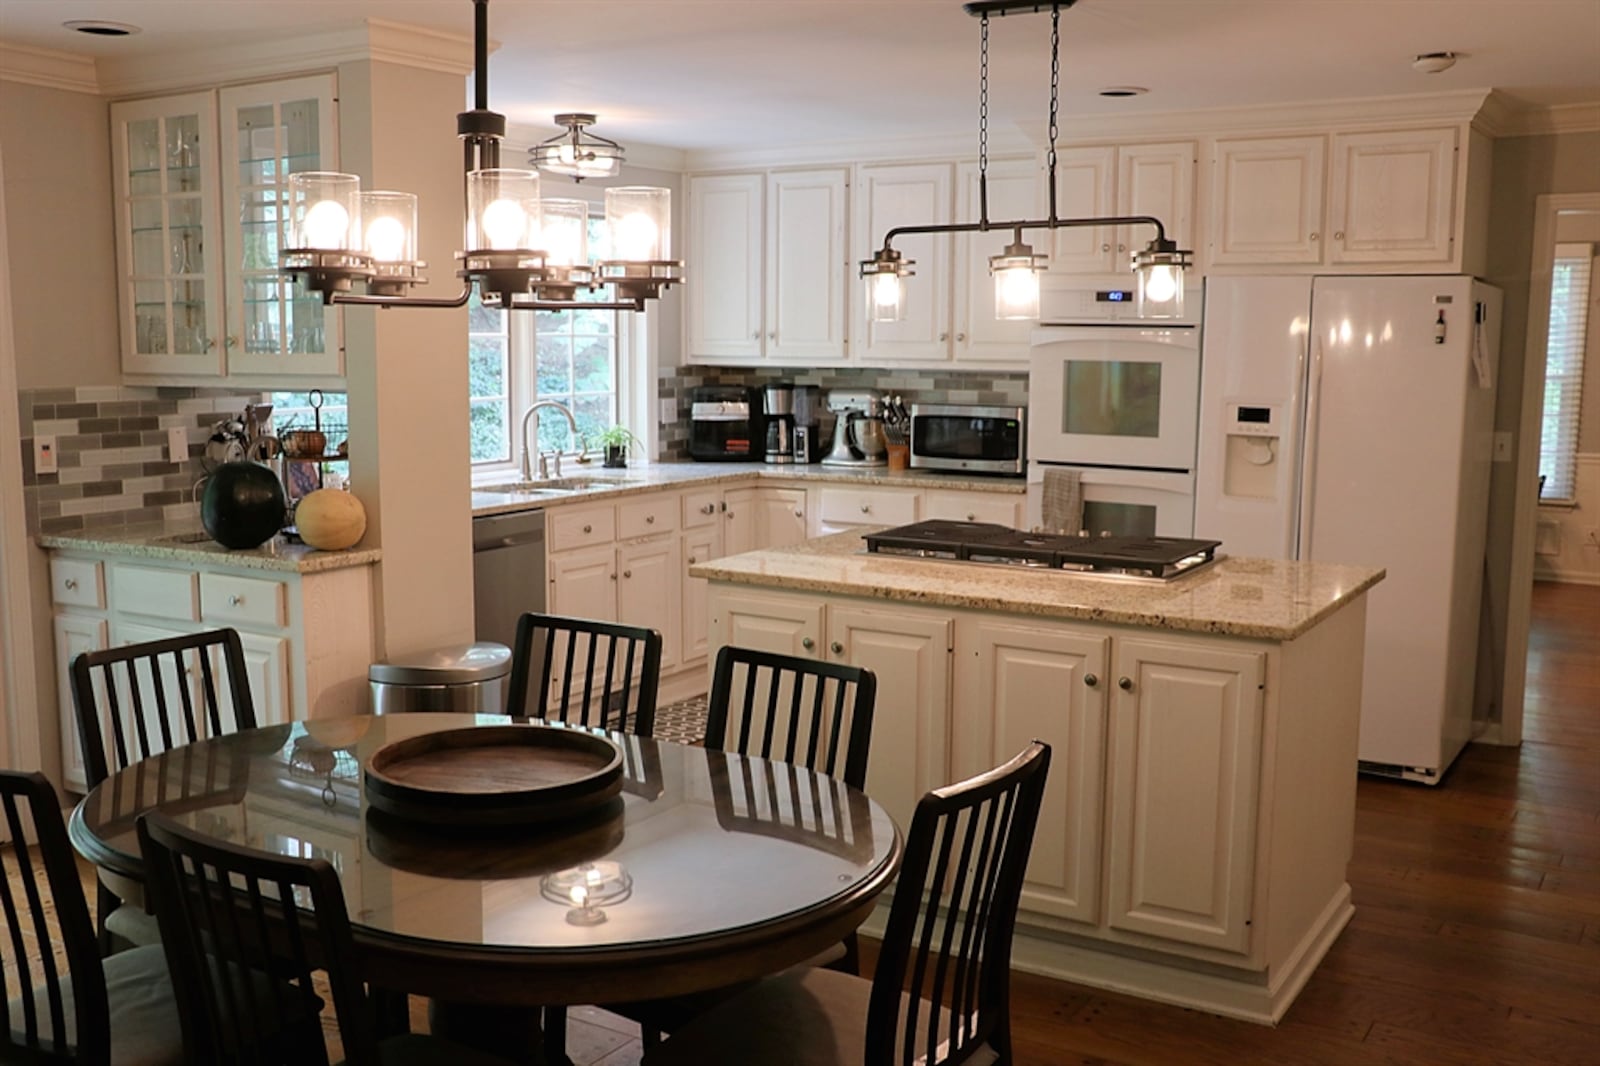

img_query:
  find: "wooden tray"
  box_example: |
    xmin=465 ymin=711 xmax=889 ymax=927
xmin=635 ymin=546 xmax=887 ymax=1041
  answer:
xmin=363 ymin=725 xmax=623 ymax=827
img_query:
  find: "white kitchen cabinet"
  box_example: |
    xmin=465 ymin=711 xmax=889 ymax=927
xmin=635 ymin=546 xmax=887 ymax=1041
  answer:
xmin=111 ymin=74 xmax=340 ymax=381
xmin=922 ymin=489 xmax=1025 ymax=527
xmin=213 ymin=629 xmax=291 ymax=731
xmin=680 ymin=523 xmax=722 ymax=666
xmin=953 ymin=617 xmax=1106 ymax=925
xmin=1326 ymin=127 xmax=1456 ymax=264
xmin=617 ymin=536 xmax=682 ymax=671
xmin=955 ymin=158 xmax=1040 ymax=361
xmin=1049 ymin=142 xmax=1196 ymax=274
xmin=1105 ymin=636 xmax=1264 ymax=954
xmin=53 ymin=613 xmax=107 ymax=794
xmin=1209 ymin=135 xmax=1327 ymax=266
xmin=548 ymin=545 xmax=618 ymax=623
xmin=710 ymin=589 xmax=826 ymax=660
xmin=854 ymin=162 xmax=954 ymax=363
xmin=813 ymin=485 xmax=919 ymax=535
xmin=723 ymin=486 xmax=807 ymax=554
xmin=687 ymin=169 xmax=848 ymax=363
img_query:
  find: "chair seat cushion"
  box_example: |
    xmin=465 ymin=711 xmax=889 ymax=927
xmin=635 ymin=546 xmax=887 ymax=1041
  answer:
xmin=640 ymin=967 xmax=1000 ymax=1066
xmin=104 ymin=902 xmax=163 ymax=949
xmin=7 ymin=944 xmax=183 ymax=1066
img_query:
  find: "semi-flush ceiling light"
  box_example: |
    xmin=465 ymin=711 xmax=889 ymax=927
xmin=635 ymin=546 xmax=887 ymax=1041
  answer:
xmin=280 ymin=0 xmax=682 ymax=313
xmin=860 ymin=1 xmax=1191 ymax=321
xmin=531 ymin=113 xmax=625 ymax=181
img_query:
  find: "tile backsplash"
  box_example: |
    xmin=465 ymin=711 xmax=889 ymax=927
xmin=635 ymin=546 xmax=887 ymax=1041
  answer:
xmin=16 ymin=385 xmax=265 ymax=536
xmin=657 ymin=364 xmax=1030 ymax=460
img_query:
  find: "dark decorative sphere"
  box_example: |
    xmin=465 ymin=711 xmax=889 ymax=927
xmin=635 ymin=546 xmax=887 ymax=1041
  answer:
xmin=201 ymin=462 xmax=286 ymax=549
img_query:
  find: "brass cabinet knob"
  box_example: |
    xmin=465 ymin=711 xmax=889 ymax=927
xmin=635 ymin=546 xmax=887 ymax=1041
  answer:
xmin=701 ymin=503 xmax=715 ymax=514
xmin=623 ymin=569 xmax=632 ymax=579
xmin=687 ymin=556 xmax=697 ymax=565
xmin=63 ymin=578 xmax=78 ymax=591
xmin=860 ymin=504 xmax=871 ymax=514
xmin=801 ymin=637 xmax=815 ymax=650
xmin=1084 ymin=673 xmax=1098 ymax=688
xmin=583 ymin=524 xmax=593 ymax=533
xmin=1118 ymin=676 xmax=1133 ymax=691
xmin=831 ymin=641 xmax=844 ymax=655
xmin=1334 ymin=231 xmax=1345 ymax=241
xmin=646 ymin=515 xmax=655 ymax=524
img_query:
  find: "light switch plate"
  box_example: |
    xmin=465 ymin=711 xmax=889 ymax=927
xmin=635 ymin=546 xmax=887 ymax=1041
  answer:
xmin=167 ymin=426 xmax=188 ymax=463
xmin=659 ymin=398 xmax=678 ymax=425
xmin=1492 ymin=431 xmax=1512 ymax=462
xmin=33 ymin=435 xmax=57 ymax=475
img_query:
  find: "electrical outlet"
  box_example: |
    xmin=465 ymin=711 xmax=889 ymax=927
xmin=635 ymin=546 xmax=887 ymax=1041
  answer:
xmin=33 ymin=435 xmax=57 ymax=475
xmin=167 ymin=426 xmax=188 ymax=463
xmin=659 ymin=397 xmax=678 ymax=425
xmin=1492 ymin=431 xmax=1512 ymax=462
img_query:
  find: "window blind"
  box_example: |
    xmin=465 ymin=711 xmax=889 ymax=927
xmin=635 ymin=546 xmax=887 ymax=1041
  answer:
xmin=1539 ymin=243 xmax=1592 ymax=501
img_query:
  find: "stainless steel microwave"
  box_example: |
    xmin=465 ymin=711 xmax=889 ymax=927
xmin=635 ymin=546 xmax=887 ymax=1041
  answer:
xmin=909 ymin=404 xmax=1027 ymax=476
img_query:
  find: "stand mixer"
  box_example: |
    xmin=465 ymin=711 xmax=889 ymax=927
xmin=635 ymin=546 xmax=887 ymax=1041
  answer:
xmin=821 ymin=389 xmax=888 ymax=467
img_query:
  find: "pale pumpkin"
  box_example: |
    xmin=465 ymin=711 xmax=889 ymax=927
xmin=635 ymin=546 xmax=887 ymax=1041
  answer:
xmin=295 ymin=488 xmax=367 ymax=550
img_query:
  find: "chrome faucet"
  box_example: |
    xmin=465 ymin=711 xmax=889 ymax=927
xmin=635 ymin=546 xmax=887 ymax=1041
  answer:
xmin=519 ymin=400 xmax=583 ymax=481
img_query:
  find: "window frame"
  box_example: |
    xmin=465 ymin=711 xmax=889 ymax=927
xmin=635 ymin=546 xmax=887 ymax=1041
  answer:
xmin=1537 ymin=242 xmax=1593 ymax=504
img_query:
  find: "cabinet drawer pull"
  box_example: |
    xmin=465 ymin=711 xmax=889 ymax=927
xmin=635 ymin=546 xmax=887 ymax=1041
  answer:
xmin=646 ymin=515 xmax=655 ymax=524
xmin=966 ymin=512 xmax=976 ymax=521
xmin=752 ymin=331 xmax=761 ymax=340
xmin=726 ymin=511 xmax=734 ymax=520
xmin=793 ymin=510 xmax=803 ymax=519
xmin=610 ymin=572 xmax=618 ymax=581
xmin=1084 ymin=673 xmax=1098 ymax=688
xmin=1310 ymin=232 xmax=1320 ymax=241
xmin=583 ymin=524 xmax=593 ymax=533
xmin=956 ymin=332 xmax=966 ymax=342
xmin=687 ymin=556 xmax=697 ymax=565
xmin=1101 ymin=243 xmax=1110 ymax=253
xmin=830 ymin=641 xmax=844 ymax=655
xmin=63 ymin=578 xmax=78 ymax=591
xmin=859 ymin=504 xmax=870 ymax=514
xmin=228 ymin=594 xmax=243 ymax=607
xmin=939 ymin=331 xmax=949 ymax=342
xmin=1118 ymin=676 xmax=1133 ymax=691
xmin=622 ymin=569 xmax=632 ymax=579
xmin=1334 ymin=231 xmax=1344 ymax=241
xmin=700 ymin=503 xmax=715 ymax=514
xmin=801 ymin=637 xmax=814 ymax=650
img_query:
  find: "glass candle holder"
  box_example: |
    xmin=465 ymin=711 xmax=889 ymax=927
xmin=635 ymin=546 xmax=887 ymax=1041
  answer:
xmin=288 ymin=172 xmax=360 ymax=250
xmin=468 ymin=168 xmax=541 ymax=252
xmin=605 ymin=186 xmax=671 ymax=261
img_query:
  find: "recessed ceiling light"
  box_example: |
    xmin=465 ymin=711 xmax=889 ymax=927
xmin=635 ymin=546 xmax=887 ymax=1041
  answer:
xmin=1098 ymin=86 xmax=1149 ymax=98
xmin=1412 ymin=51 xmax=1458 ymax=74
xmin=63 ymin=20 xmax=141 ymax=37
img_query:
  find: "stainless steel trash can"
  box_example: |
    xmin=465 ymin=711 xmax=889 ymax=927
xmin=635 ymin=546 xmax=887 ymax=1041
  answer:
xmin=369 ymin=642 xmax=512 ymax=714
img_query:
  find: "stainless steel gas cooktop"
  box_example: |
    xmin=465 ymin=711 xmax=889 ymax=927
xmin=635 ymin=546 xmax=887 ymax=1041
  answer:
xmin=862 ymin=520 xmax=1221 ymax=583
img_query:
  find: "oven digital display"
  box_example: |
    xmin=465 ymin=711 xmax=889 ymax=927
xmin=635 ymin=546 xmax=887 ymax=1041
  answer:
xmin=1095 ymin=290 xmax=1134 ymax=303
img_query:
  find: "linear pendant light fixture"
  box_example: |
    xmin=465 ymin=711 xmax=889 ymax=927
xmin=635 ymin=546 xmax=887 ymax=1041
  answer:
xmin=279 ymin=0 xmax=682 ymax=312
xmin=860 ymin=0 xmax=1191 ymax=321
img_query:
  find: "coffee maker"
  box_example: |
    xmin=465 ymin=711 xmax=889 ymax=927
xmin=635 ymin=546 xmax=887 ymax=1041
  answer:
xmin=763 ymin=384 xmax=797 ymax=464
xmin=821 ymin=389 xmax=888 ymax=467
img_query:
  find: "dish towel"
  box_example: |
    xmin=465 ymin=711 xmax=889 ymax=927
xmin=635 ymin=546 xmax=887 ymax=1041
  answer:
xmin=1042 ymin=468 xmax=1084 ymax=534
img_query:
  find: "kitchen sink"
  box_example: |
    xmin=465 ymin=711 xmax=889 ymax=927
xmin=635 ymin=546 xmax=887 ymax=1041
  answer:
xmin=474 ymin=476 xmax=643 ymax=496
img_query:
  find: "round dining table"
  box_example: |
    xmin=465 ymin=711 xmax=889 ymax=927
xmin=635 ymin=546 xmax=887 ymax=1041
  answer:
xmin=69 ymin=713 xmax=902 ymax=1007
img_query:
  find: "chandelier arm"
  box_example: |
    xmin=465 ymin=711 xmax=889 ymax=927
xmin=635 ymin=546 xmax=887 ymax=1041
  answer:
xmin=880 ymin=214 xmax=1168 ymax=249
xmin=504 ymin=297 xmax=646 ymax=312
xmin=472 ymin=0 xmax=490 ymax=111
xmin=328 ymin=283 xmax=474 ymax=309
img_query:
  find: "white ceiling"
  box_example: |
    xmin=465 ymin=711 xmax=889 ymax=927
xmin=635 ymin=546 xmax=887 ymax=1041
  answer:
xmin=2 ymin=0 xmax=1598 ymax=153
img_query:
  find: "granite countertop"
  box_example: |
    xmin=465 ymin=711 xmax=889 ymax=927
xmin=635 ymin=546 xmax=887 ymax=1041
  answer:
xmin=690 ymin=530 xmax=1385 ymax=641
xmin=470 ymin=461 xmax=1026 ymax=517
xmin=38 ymin=523 xmax=381 ymax=575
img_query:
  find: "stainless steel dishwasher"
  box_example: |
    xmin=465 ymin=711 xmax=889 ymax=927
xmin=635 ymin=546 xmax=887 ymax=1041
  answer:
xmin=472 ymin=509 xmax=546 ymax=649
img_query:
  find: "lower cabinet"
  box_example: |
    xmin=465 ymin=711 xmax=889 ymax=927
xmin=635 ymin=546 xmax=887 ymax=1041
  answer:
xmin=53 ymin=613 xmax=107 ymax=791
xmin=723 ymin=486 xmax=808 ymax=554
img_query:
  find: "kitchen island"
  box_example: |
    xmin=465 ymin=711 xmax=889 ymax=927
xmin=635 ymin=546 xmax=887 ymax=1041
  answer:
xmin=693 ymin=532 xmax=1384 ymax=1024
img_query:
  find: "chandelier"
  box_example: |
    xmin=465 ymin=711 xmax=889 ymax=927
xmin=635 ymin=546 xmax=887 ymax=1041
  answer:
xmin=531 ymin=113 xmax=625 ymax=181
xmin=279 ymin=0 xmax=682 ymax=313
xmin=860 ymin=1 xmax=1191 ymax=321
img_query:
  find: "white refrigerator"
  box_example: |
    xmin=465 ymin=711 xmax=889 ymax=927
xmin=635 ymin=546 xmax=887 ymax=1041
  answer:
xmin=1193 ymin=275 xmax=1502 ymax=784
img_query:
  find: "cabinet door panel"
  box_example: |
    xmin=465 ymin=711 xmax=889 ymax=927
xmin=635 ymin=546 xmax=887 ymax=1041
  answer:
xmin=955 ymin=619 xmax=1106 ymax=925
xmin=709 ymin=591 xmax=823 ymax=664
xmin=618 ymin=538 xmax=681 ymax=671
xmin=688 ymin=174 xmax=765 ymax=359
xmin=829 ymin=606 xmax=952 ymax=834
xmin=722 ymin=487 xmax=762 ymax=556
xmin=1106 ymin=638 xmax=1264 ymax=953
xmin=956 ymin=158 xmax=1039 ymax=360
xmin=759 ymin=489 xmax=809 ymax=548
xmin=1049 ymin=146 xmax=1117 ymax=272
xmin=1328 ymin=128 xmax=1456 ymax=263
xmin=548 ymin=546 xmax=617 ymax=622
xmin=768 ymin=169 xmax=848 ymax=361
xmin=922 ymin=491 xmax=1024 ymax=527
xmin=681 ymin=525 xmax=723 ymax=664
xmin=55 ymin=614 xmax=109 ymax=793
xmin=214 ymin=630 xmax=289 ymax=730
xmin=108 ymin=621 xmax=202 ymax=762
xmin=1210 ymin=136 xmax=1326 ymax=265
xmin=855 ymin=163 xmax=953 ymax=362
xmin=1119 ymin=142 xmax=1196 ymax=265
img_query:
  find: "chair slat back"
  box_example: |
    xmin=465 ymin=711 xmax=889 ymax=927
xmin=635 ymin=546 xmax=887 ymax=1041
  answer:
xmin=704 ymin=646 xmax=877 ymax=789
xmin=865 ymin=742 xmax=1051 ymax=1066
xmin=505 ymin=613 xmax=662 ymax=736
xmin=71 ymin=628 xmax=257 ymax=789
xmin=137 ymin=811 xmax=375 ymax=1066
xmin=0 ymin=770 xmax=108 ymax=1064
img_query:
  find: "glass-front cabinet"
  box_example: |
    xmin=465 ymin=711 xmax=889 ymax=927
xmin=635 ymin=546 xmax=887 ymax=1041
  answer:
xmin=110 ymin=74 xmax=339 ymax=381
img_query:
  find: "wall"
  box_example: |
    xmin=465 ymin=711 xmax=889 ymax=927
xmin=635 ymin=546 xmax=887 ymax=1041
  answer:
xmin=1482 ymin=129 xmax=1600 ymax=719
xmin=0 ymin=81 xmax=121 ymax=389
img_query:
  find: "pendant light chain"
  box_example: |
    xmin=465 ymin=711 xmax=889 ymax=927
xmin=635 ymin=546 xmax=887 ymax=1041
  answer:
xmin=1047 ymin=2 xmax=1060 ymax=221
xmin=978 ymin=12 xmax=990 ymax=227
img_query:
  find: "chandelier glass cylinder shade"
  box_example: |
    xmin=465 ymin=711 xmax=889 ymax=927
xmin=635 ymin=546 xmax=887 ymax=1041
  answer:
xmin=277 ymin=0 xmax=682 ymax=313
xmin=859 ymin=0 xmax=1191 ymax=322
xmin=531 ymin=113 xmax=625 ymax=181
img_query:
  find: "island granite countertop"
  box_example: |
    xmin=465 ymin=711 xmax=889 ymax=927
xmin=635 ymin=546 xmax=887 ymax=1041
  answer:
xmin=690 ymin=530 xmax=1384 ymax=641
xmin=37 ymin=523 xmax=381 ymax=575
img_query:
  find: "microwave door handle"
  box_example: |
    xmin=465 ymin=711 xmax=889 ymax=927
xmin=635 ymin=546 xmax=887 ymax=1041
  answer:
xmin=1295 ymin=338 xmax=1325 ymax=562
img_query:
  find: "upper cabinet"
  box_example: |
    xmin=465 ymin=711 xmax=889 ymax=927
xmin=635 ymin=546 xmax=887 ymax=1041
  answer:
xmin=955 ymin=158 xmax=1040 ymax=362
xmin=111 ymin=74 xmax=341 ymax=382
xmin=1209 ymin=135 xmax=1326 ymax=265
xmin=1326 ymin=128 xmax=1457 ymax=264
xmin=686 ymin=168 xmax=848 ymax=363
xmin=1048 ymin=142 xmax=1197 ymax=275
xmin=853 ymin=162 xmax=953 ymax=364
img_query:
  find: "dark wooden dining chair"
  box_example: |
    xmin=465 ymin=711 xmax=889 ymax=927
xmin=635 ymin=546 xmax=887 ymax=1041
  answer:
xmin=1 ymin=769 xmax=183 ymax=1065
xmin=70 ymin=627 xmax=257 ymax=954
xmin=640 ymin=740 xmax=1052 ymax=1066
xmin=135 ymin=810 xmax=515 ymax=1066
xmin=504 ymin=612 xmax=662 ymax=735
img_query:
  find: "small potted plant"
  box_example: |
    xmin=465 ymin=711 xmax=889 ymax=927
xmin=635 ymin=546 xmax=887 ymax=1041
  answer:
xmin=595 ymin=425 xmax=640 ymax=468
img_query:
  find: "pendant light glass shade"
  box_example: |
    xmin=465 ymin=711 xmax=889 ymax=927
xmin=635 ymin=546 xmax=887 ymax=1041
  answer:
xmin=867 ymin=272 xmax=906 ymax=323
xmin=540 ymin=198 xmax=589 ymax=266
xmin=358 ymin=191 xmax=417 ymax=264
xmin=289 ymin=172 xmax=360 ymax=250
xmin=468 ymin=168 xmax=541 ymax=252
xmin=605 ymin=186 xmax=671 ymax=260
xmin=1132 ymin=238 xmax=1191 ymax=319
xmin=990 ymin=238 xmax=1047 ymax=320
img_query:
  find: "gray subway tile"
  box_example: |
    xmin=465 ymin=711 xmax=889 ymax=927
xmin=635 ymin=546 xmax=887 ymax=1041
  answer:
xmin=40 ymin=515 xmax=84 ymax=534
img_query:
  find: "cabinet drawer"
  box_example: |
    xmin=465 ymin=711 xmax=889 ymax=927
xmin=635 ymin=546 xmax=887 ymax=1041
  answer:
xmin=201 ymin=572 xmax=287 ymax=629
xmin=682 ymin=488 xmax=722 ymax=529
xmin=549 ymin=504 xmax=617 ymax=553
xmin=818 ymin=487 xmax=919 ymax=527
xmin=618 ymin=494 xmax=678 ymax=540
xmin=924 ymin=490 xmax=1024 ymax=527
xmin=50 ymin=557 xmax=105 ymax=609
xmin=111 ymin=565 xmax=198 ymax=621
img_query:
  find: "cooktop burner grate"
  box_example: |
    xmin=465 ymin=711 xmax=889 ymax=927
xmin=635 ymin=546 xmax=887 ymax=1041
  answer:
xmin=862 ymin=521 xmax=1221 ymax=580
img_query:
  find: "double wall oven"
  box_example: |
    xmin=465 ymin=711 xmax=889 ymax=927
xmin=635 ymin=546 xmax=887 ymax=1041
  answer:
xmin=1026 ymin=284 xmax=1201 ymax=536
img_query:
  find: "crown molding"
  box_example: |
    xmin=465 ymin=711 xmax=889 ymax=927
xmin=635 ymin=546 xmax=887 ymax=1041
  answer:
xmin=684 ymin=127 xmax=1037 ymax=173
xmin=93 ymin=19 xmax=475 ymax=98
xmin=0 ymin=43 xmax=100 ymax=94
xmin=1490 ymin=99 xmax=1600 ymax=138
xmin=504 ymin=121 xmax=688 ymax=174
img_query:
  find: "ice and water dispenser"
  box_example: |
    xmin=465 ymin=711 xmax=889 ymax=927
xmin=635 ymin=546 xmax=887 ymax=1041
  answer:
xmin=1219 ymin=402 xmax=1283 ymax=500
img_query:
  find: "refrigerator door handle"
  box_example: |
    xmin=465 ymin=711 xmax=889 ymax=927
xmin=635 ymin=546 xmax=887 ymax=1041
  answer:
xmin=1295 ymin=337 xmax=1325 ymax=560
